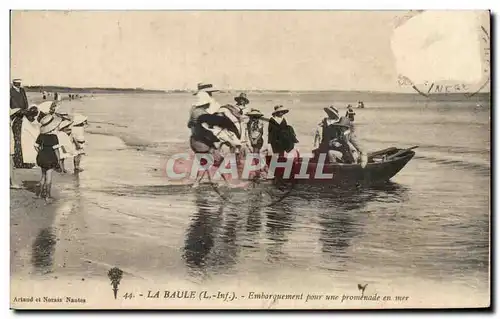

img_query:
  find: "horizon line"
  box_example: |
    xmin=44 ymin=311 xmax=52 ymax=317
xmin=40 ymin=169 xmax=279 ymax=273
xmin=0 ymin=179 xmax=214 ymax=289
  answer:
xmin=23 ymin=84 xmax=490 ymax=95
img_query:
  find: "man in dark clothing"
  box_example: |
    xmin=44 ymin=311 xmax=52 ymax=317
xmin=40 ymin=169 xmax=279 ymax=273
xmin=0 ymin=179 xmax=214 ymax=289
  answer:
xmin=10 ymin=79 xmax=29 ymax=110
xmin=10 ymin=79 xmax=35 ymax=168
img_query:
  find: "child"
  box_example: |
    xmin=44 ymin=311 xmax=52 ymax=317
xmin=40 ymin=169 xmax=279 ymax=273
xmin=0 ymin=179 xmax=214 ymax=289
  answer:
xmin=56 ymin=119 xmax=76 ymax=173
xmin=71 ymin=113 xmax=88 ymax=173
xmin=10 ymin=108 xmax=22 ymax=189
xmin=35 ymin=115 xmax=63 ymax=202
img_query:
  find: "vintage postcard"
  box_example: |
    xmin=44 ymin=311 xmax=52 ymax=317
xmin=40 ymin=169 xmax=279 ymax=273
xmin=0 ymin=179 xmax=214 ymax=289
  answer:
xmin=10 ymin=10 xmax=490 ymax=309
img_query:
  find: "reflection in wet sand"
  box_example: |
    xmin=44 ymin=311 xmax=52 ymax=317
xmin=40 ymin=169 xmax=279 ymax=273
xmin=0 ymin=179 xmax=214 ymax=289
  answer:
xmin=183 ymin=190 xmax=222 ymax=276
xmin=31 ymin=227 xmax=57 ymax=274
xmin=265 ymin=201 xmax=296 ymax=263
xmin=243 ymin=191 xmax=264 ymax=248
xmin=181 ymin=182 xmax=411 ymax=276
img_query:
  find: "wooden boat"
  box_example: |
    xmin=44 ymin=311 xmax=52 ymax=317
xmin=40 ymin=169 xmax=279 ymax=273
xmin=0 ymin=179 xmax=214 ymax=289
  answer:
xmin=265 ymin=146 xmax=417 ymax=187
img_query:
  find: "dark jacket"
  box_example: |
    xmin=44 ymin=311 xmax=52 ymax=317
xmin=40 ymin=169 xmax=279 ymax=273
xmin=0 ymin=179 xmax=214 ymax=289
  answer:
xmin=268 ymin=117 xmax=298 ymax=154
xmin=10 ymin=87 xmax=29 ymax=110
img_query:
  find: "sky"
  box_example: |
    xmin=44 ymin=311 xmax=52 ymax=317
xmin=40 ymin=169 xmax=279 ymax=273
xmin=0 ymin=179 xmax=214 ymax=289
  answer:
xmin=10 ymin=10 xmax=490 ymax=91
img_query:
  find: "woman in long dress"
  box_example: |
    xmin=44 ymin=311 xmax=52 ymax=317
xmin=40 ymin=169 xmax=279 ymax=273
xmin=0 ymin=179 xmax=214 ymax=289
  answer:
xmin=11 ymin=106 xmax=39 ymax=168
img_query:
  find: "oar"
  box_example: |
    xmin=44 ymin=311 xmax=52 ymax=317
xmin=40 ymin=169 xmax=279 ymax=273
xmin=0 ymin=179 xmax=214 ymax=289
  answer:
xmin=384 ymin=146 xmax=419 ymax=161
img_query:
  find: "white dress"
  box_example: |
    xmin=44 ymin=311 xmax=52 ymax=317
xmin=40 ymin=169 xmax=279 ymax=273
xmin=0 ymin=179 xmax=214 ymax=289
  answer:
xmin=20 ymin=117 xmax=40 ymax=164
xmin=56 ymin=131 xmax=76 ymax=159
xmin=71 ymin=126 xmax=86 ymax=155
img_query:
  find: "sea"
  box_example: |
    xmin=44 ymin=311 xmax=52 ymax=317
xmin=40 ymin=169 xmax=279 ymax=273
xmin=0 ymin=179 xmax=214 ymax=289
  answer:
xmin=21 ymin=91 xmax=491 ymax=307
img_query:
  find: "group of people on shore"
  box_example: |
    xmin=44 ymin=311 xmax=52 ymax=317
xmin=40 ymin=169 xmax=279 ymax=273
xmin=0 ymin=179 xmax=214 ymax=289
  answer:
xmin=42 ymin=91 xmax=87 ymax=101
xmin=10 ymin=79 xmax=88 ymax=202
xmin=187 ymin=82 xmax=364 ymax=185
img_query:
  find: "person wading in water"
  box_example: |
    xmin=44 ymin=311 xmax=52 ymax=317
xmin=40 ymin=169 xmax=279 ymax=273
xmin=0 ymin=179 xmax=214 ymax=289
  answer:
xmin=188 ymin=83 xmax=241 ymax=188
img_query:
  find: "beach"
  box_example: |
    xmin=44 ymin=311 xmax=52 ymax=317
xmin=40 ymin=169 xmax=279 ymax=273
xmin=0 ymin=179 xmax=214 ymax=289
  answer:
xmin=11 ymin=91 xmax=490 ymax=309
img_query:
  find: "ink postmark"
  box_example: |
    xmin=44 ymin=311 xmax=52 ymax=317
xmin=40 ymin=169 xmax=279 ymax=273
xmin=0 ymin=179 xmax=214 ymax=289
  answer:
xmin=394 ymin=11 xmax=490 ymax=99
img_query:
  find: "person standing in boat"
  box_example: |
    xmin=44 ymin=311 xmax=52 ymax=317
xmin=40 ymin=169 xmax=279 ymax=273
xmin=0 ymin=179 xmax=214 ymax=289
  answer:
xmin=314 ymin=106 xmax=360 ymax=164
xmin=233 ymin=93 xmax=250 ymax=148
xmin=267 ymin=105 xmax=299 ymax=156
xmin=345 ymin=104 xmax=356 ymax=122
xmin=246 ymin=109 xmax=265 ymax=154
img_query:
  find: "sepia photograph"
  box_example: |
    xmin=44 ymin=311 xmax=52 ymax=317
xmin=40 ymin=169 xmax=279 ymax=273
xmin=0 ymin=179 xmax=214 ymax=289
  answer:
xmin=9 ymin=10 xmax=490 ymax=309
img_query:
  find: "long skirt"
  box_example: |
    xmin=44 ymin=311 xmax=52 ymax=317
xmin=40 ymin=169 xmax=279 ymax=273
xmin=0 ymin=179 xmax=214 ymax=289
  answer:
xmin=12 ymin=117 xmax=37 ymax=169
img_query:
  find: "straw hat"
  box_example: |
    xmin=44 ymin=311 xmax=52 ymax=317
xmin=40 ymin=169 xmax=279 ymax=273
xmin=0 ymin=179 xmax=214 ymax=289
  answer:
xmin=72 ymin=113 xmax=88 ymax=125
xmin=272 ymin=105 xmax=289 ymax=116
xmin=10 ymin=108 xmax=21 ymax=116
xmin=39 ymin=115 xmax=62 ymax=134
xmin=195 ymin=82 xmax=219 ymax=94
xmin=234 ymin=93 xmax=249 ymax=105
xmin=59 ymin=119 xmax=73 ymax=130
xmin=12 ymin=78 xmax=22 ymax=84
xmin=247 ymin=108 xmax=263 ymax=118
xmin=323 ymin=106 xmax=340 ymax=119
xmin=37 ymin=101 xmax=58 ymax=114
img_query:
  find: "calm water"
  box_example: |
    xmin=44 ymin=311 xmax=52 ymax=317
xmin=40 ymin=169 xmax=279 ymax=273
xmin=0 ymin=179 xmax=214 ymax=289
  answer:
xmin=24 ymin=92 xmax=491 ymax=302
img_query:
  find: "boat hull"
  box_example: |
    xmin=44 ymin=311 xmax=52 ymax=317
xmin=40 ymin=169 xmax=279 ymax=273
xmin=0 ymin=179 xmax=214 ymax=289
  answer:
xmin=266 ymin=148 xmax=415 ymax=187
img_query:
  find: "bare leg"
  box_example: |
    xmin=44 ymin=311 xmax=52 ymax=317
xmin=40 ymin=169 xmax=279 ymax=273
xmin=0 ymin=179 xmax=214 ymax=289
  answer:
xmin=38 ymin=168 xmax=47 ymax=198
xmin=45 ymin=169 xmax=54 ymax=202
xmin=60 ymin=159 xmax=67 ymax=173
xmin=192 ymin=170 xmax=206 ymax=189
xmin=74 ymin=155 xmax=82 ymax=173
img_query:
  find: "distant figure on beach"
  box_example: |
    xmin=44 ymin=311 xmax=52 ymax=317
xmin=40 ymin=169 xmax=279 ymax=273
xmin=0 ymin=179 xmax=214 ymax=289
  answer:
xmin=346 ymin=104 xmax=356 ymax=122
xmin=246 ymin=109 xmax=265 ymax=154
xmin=357 ymin=101 xmax=365 ymax=109
xmin=54 ymin=92 xmax=59 ymax=102
xmin=10 ymin=108 xmax=23 ymax=189
xmin=71 ymin=114 xmax=88 ymax=173
xmin=35 ymin=114 xmax=63 ymax=202
xmin=267 ymin=105 xmax=299 ymax=156
xmin=42 ymin=91 xmax=47 ymax=100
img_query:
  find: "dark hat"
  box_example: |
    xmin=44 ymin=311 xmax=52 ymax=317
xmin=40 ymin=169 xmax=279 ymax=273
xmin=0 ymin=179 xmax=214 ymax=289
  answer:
xmin=323 ymin=106 xmax=340 ymax=119
xmin=234 ymin=93 xmax=249 ymax=105
xmin=196 ymin=82 xmax=219 ymax=94
xmin=247 ymin=108 xmax=263 ymax=118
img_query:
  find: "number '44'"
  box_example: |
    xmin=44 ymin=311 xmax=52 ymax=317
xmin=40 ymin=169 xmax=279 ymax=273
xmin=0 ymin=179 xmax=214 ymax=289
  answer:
xmin=123 ymin=292 xmax=133 ymax=299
